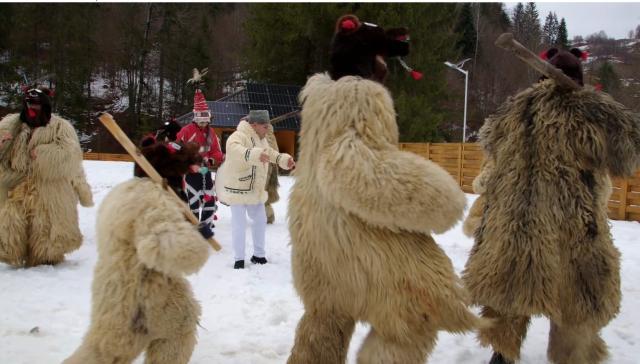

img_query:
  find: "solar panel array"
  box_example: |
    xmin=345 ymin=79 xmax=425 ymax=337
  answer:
xmin=177 ymin=83 xmax=302 ymax=131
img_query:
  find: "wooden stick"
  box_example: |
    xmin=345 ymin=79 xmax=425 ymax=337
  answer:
xmin=269 ymin=110 xmax=300 ymax=125
xmin=98 ymin=113 xmax=222 ymax=251
xmin=495 ymin=33 xmax=580 ymax=90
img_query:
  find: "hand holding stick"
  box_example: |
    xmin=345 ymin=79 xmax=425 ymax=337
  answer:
xmin=98 ymin=113 xmax=222 ymax=251
xmin=495 ymin=33 xmax=580 ymax=91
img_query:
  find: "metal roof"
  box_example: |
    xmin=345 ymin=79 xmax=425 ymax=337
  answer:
xmin=177 ymin=83 xmax=302 ymax=131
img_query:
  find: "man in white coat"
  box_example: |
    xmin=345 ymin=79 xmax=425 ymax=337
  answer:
xmin=218 ymin=110 xmax=295 ymax=269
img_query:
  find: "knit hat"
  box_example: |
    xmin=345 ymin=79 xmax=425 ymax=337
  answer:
xmin=192 ymin=89 xmax=211 ymax=124
xmin=329 ymin=14 xmax=422 ymax=82
xmin=247 ymin=110 xmax=270 ymax=124
xmin=187 ymin=68 xmax=211 ymax=124
xmin=540 ymin=47 xmax=586 ymax=86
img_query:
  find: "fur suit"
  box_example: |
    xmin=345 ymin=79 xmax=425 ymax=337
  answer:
xmin=0 ymin=113 xmax=93 ymax=267
xmin=64 ymin=140 xmax=211 ymax=364
xmin=287 ymin=73 xmax=485 ymax=364
xmin=264 ymin=123 xmax=280 ymax=224
xmin=462 ymin=79 xmax=640 ymax=364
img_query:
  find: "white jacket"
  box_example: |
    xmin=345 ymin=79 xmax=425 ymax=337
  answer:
xmin=217 ymin=120 xmax=292 ymax=205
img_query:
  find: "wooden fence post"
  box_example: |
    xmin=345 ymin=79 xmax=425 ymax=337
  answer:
xmin=619 ymin=179 xmax=629 ymax=220
xmin=457 ymin=143 xmax=463 ymax=187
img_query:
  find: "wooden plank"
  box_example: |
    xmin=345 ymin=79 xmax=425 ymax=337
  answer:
xmin=627 ymin=212 xmax=640 ymax=222
xmin=619 ymin=179 xmax=629 ymax=220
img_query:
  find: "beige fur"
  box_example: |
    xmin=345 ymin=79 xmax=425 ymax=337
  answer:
xmin=63 ymin=178 xmax=210 ymax=364
xmin=463 ymin=80 xmax=640 ymax=362
xmin=264 ymin=123 xmax=280 ymax=224
xmin=287 ymin=73 xmax=484 ymax=364
xmin=0 ymin=113 xmax=92 ymax=267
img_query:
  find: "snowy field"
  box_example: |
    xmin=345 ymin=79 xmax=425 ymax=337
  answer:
xmin=1 ymin=160 xmax=639 ymax=364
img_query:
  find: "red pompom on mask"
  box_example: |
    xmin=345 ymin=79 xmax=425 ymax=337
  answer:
xmin=27 ymin=108 xmax=37 ymax=118
xmin=539 ymin=50 xmax=549 ymax=60
xmin=341 ymin=19 xmax=356 ymax=31
xmin=410 ymin=70 xmax=423 ymax=80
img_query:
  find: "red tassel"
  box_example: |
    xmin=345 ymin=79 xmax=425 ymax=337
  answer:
xmin=594 ymin=83 xmax=603 ymax=91
xmin=539 ymin=50 xmax=548 ymax=60
xmin=580 ymin=51 xmax=588 ymax=61
xmin=203 ymin=194 xmax=213 ymax=203
xmin=27 ymin=108 xmax=37 ymax=118
xmin=341 ymin=19 xmax=356 ymax=30
xmin=213 ymin=214 xmax=218 ymax=221
xmin=410 ymin=70 xmax=423 ymax=80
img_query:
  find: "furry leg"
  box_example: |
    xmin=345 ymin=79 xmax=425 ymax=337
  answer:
xmin=356 ymin=326 xmax=438 ymax=364
xmin=477 ymin=306 xmax=530 ymax=362
xmin=63 ymin=337 xmax=146 ymax=364
xmin=287 ymin=310 xmax=356 ymax=364
xmin=0 ymin=200 xmax=28 ymax=267
xmin=265 ymin=203 xmax=275 ymax=224
xmin=144 ymin=332 xmax=196 ymax=364
xmin=547 ymin=321 xmax=608 ymax=364
xmin=27 ymin=229 xmax=81 ymax=266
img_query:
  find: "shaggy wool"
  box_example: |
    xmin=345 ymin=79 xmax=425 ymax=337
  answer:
xmin=0 ymin=113 xmax=93 ymax=267
xmin=63 ymin=178 xmax=211 ymax=364
xmin=463 ymin=80 xmax=640 ymax=363
xmin=287 ymin=73 xmax=485 ymax=364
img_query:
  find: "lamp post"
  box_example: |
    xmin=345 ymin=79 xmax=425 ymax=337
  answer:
xmin=444 ymin=58 xmax=471 ymax=143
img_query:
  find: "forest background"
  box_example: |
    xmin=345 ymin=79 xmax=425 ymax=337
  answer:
xmin=0 ymin=2 xmax=638 ymax=152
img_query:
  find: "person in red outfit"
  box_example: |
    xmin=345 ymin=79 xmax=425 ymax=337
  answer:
xmin=176 ymin=80 xmax=224 ymax=233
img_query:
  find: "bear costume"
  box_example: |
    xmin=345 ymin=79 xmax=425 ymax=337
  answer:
xmin=287 ymin=15 xmax=485 ymax=364
xmin=0 ymin=88 xmax=93 ymax=267
xmin=462 ymin=48 xmax=640 ymax=364
xmin=63 ymin=138 xmax=212 ymax=364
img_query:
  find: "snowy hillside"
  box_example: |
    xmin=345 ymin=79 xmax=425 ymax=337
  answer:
xmin=1 ymin=160 xmax=639 ymax=364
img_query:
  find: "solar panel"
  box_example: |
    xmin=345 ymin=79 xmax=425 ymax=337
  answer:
xmin=177 ymin=83 xmax=301 ymax=131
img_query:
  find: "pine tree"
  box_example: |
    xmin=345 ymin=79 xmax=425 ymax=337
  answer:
xmin=511 ymin=3 xmax=525 ymax=40
xmin=557 ymin=18 xmax=569 ymax=48
xmin=596 ymin=61 xmax=620 ymax=92
xmin=454 ymin=3 xmax=476 ymax=58
xmin=522 ymin=2 xmax=541 ymax=50
xmin=542 ymin=12 xmax=559 ymax=46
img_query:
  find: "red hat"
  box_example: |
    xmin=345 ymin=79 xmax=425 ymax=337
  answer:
xmin=193 ymin=89 xmax=211 ymax=124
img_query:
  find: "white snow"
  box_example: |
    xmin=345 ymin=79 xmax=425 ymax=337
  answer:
xmin=1 ymin=160 xmax=639 ymax=364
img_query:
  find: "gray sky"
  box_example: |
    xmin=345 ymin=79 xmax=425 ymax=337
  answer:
xmin=506 ymin=2 xmax=640 ymax=39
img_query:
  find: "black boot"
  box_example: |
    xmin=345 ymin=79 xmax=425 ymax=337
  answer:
xmin=234 ymin=260 xmax=244 ymax=269
xmin=250 ymin=255 xmax=267 ymax=264
xmin=489 ymin=352 xmax=514 ymax=364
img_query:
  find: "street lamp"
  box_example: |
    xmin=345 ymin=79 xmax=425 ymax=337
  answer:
xmin=444 ymin=58 xmax=471 ymax=143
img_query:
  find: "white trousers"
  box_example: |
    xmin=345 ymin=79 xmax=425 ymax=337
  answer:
xmin=231 ymin=203 xmax=267 ymax=261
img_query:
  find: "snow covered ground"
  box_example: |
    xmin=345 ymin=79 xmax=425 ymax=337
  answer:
xmin=1 ymin=160 xmax=639 ymax=364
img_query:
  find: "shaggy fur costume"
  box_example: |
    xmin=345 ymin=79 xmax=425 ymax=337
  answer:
xmin=0 ymin=113 xmax=93 ymax=267
xmin=64 ymin=141 xmax=210 ymax=364
xmin=463 ymin=80 xmax=640 ymax=363
xmin=287 ymin=73 xmax=485 ymax=364
xmin=264 ymin=123 xmax=280 ymax=224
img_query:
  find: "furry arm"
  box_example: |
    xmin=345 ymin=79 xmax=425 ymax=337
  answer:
xmin=317 ymin=134 xmax=466 ymax=235
xmin=133 ymin=189 xmax=210 ymax=277
xmin=71 ymin=167 xmax=94 ymax=207
xmin=31 ymin=118 xmax=83 ymax=180
xmin=598 ymin=95 xmax=640 ymax=177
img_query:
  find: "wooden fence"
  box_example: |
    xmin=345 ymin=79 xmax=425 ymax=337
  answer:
xmin=85 ymin=146 xmax=640 ymax=222
xmin=399 ymin=143 xmax=640 ymax=222
xmin=84 ymin=152 xmax=133 ymax=162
